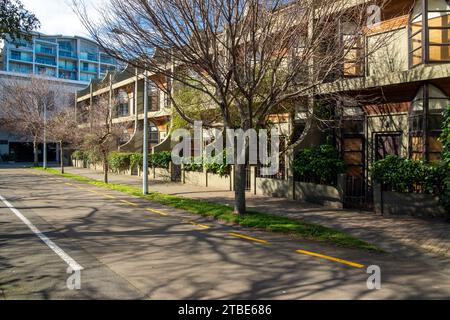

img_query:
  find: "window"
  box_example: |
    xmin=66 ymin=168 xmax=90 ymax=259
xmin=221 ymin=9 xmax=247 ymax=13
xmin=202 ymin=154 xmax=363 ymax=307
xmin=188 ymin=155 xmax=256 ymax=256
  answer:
xmin=409 ymin=0 xmax=450 ymax=66
xmin=117 ymin=90 xmax=129 ymax=117
xmin=342 ymin=22 xmax=364 ymax=77
xmin=149 ymin=122 xmax=159 ymax=143
xmin=375 ymin=134 xmax=401 ymax=161
xmin=409 ymin=84 xmax=448 ymax=161
xmin=148 ymin=82 xmax=159 ymax=111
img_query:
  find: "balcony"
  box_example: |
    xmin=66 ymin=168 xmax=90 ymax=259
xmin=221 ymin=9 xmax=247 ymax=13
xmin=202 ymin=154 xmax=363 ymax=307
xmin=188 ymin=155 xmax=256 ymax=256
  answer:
xmin=58 ymin=71 xmax=78 ymax=81
xmin=80 ymin=52 xmax=98 ymax=62
xmin=9 ymin=64 xmax=33 ymax=74
xmin=80 ymin=66 xmax=98 ymax=74
xmin=36 ymin=47 xmax=56 ymax=56
xmin=35 ymin=57 xmax=57 ymax=66
xmin=59 ymin=50 xmax=78 ymax=59
xmin=59 ymin=64 xmax=77 ymax=71
xmin=9 ymin=53 xmax=33 ymax=63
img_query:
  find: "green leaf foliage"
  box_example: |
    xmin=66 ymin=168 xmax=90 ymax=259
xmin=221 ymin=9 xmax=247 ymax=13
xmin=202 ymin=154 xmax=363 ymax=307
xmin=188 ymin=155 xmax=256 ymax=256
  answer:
xmin=293 ymin=144 xmax=346 ymax=186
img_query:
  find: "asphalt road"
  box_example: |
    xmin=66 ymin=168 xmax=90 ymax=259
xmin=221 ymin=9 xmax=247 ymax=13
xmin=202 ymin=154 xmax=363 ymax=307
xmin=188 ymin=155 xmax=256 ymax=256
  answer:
xmin=0 ymin=167 xmax=449 ymax=299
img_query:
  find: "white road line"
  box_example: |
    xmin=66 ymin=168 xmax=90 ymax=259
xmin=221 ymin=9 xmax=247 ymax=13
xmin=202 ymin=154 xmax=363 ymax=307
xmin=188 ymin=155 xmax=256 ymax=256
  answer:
xmin=0 ymin=194 xmax=83 ymax=272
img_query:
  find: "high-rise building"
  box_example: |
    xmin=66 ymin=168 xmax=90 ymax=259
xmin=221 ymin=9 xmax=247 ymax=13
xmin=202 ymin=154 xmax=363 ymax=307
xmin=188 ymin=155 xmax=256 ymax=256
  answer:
xmin=1 ymin=32 xmax=120 ymax=83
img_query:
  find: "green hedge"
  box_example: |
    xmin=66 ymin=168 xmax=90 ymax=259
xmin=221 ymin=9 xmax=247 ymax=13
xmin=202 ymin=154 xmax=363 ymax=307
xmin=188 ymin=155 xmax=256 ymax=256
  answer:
xmin=130 ymin=153 xmax=144 ymax=170
xmin=72 ymin=150 xmax=85 ymax=160
xmin=149 ymin=151 xmax=172 ymax=169
xmin=293 ymin=144 xmax=346 ymax=186
xmin=439 ymin=106 xmax=450 ymax=211
xmin=204 ymin=152 xmax=231 ymax=176
xmin=108 ymin=152 xmax=133 ymax=173
xmin=183 ymin=157 xmax=204 ymax=172
xmin=371 ymin=156 xmax=445 ymax=194
xmin=107 ymin=151 xmax=172 ymax=172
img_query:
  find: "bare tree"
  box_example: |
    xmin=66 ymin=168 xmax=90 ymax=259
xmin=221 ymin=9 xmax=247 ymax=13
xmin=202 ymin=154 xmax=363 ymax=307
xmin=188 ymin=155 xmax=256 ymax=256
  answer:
xmin=74 ymin=0 xmax=394 ymax=214
xmin=0 ymin=76 xmax=70 ymax=166
xmin=47 ymin=107 xmax=80 ymax=174
xmin=78 ymin=95 xmax=129 ymax=183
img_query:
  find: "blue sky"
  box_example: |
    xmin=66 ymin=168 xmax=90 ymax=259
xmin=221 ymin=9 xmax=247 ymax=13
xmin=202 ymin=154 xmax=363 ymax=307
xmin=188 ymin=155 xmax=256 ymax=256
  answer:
xmin=21 ymin=0 xmax=103 ymax=37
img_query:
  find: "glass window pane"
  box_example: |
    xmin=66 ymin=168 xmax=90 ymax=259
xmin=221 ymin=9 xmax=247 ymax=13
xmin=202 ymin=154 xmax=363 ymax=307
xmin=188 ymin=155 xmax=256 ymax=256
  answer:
xmin=428 ymin=0 xmax=450 ymax=11
xmin=411 ymin=32 xmax=423 ymax=50
xmin=429 ymin=44 xmax=450 ymax=60
xmin=412 ymin=136 xmax=424 ymax=153
xmin=428 ymin=136 xmax=443 ymax=153
xmin=429 ymin=28 xmax=450 ymax=45
xmin=429 ymin=98 xmax=450 ymax=110
xmin=428 ymin=14 xmax=450 ymax=27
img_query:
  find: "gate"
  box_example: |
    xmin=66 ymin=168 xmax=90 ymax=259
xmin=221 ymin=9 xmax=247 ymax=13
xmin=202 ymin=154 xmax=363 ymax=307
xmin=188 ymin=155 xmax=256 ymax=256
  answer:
xmin=342 ymin=134 xmax=373 ymax=211
xmin=344 ymin=175 xmax=373 ymax=211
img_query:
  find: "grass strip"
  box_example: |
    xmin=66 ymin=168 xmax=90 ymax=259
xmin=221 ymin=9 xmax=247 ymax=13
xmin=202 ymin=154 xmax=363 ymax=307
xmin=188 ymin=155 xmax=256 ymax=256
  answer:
xmin=34 ymin=167 xmax=382 ymax=252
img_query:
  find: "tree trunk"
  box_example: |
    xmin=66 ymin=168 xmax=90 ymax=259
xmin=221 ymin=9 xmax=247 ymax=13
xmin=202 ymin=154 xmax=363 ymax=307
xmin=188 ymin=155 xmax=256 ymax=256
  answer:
xmin=103 ymin=153 xmax=109 ymax=184
xmin=60 ymin=141 xmax=64 ymax=174
xmin=234 ymin=163 xmax=247 ymax=215
xmin=33 ymin=137 xmax=39 ymax=166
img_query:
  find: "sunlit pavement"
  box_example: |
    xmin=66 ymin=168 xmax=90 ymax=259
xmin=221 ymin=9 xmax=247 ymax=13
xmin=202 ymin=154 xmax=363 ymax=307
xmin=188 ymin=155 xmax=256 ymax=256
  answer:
xmin=0 ymin=168 xmax=449 ymax=299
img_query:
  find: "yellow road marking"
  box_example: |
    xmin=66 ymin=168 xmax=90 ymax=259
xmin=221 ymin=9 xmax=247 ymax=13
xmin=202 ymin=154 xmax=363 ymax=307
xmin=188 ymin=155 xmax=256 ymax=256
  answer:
xmin=102 ymin=194 xmax=117 ymax=199
xmin=185 ymin=220 xmax=210 ymax=229
xmin=296 ymin=250 xmax=365 ymax=269
xmin=228 ymin=233 xmax=269 ymax=245
xmin=146 ymin=208 xmax=168 ymax=216
xmin=65 ymin=183 xmax=74 ymax=186
xmin=120 ymin=200 xmax=138 ymax=207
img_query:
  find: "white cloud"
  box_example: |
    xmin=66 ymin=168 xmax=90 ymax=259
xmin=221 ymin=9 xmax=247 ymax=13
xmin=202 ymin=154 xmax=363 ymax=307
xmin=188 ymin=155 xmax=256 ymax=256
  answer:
xmin=21 ymin=0 xmax=105 ymax=38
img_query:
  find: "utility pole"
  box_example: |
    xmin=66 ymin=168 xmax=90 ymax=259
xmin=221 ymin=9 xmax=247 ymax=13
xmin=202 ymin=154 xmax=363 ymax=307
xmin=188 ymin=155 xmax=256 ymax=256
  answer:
xmin=43 ymin=102 xmax=47 ymax=169
xmin=143 ymin=71 xmax=149 ymax=194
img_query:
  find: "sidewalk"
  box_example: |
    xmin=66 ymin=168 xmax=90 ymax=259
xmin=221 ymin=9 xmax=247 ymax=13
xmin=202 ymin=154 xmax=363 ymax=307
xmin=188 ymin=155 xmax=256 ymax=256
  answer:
xmin=63 ymin=167 xmax=450 ymax=264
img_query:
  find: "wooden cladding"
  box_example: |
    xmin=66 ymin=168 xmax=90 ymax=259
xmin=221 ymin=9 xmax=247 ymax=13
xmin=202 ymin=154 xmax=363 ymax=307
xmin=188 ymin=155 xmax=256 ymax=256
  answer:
xmin=364 ymin=14 xmax=409 ymax=35
xmin=363 ymin=102 xmax=410 ymax=115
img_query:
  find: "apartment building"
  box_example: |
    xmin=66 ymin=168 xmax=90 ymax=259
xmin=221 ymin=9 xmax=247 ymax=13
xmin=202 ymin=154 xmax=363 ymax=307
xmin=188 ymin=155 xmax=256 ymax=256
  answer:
xmin=75 ymin=65 xmax=171 ymax=153
xmin=298 ymin=0 xmax=450 ymax=208
xmin=1 ymin=32 xmax=120 ymax=83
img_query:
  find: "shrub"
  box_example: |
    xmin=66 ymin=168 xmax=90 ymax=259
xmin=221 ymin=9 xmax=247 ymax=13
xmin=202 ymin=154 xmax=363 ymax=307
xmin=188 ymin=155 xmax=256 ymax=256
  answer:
xmin=439 ymin=106 xmax=450 ymax=212
xmin=293 ymin=144 xmax=346 ymax=186
xmin=371 ymin=156 xmax=428 ymax=193
xmin=149 ymin=151 xmax=172 ymax=169
xmin=371 ymin=156 xmax=448 ymax=201
xmin=204 ymin=152 xmax=231 ymax=176
xmin=183 ymin=157 xmax=204 ymax=172
xmin=108 ymin=152 xmax=132 ymax=173
xmin=130 ymin=153 xmax=144 ymax=170
xmin=71 ymin=150 xmax=85 ymax=160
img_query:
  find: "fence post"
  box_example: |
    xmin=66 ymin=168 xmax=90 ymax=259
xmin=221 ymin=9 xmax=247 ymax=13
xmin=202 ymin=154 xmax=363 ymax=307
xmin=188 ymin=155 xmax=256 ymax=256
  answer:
xmin=182 ymin=164 xmax=186 ymax=184
xmin=231 ymin=165 xmax=235 ymax=191
xmin=337 ymin=174 xmax=346 ymax=206
xmin=204 ymin=166 xmax=208 ymax=187
xmin=286 ymin=149 xmax=295 ymax=200
xmin=251 ymin=166 xmax=257 ymax=195
xmin=373 ymin=183 xmax=384 ymax=215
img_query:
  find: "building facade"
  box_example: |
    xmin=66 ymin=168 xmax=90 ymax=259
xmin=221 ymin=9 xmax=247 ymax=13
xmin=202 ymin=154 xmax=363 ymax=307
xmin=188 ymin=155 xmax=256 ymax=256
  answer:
xmin=2 ymin=32 xmax=120 ymax=83
xmin=75 ymin=65 xmax=171 ymax=153
xmin=0 ymin=71 xmax=87 ymax=163
xmin=295 ymin=0 xmax=450 ymax=209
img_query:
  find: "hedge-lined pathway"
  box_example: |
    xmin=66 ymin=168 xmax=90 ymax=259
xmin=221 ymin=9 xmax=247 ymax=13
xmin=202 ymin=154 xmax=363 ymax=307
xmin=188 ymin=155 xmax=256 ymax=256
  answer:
xmin=63 ymin=167 xmax=450 ymax=271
